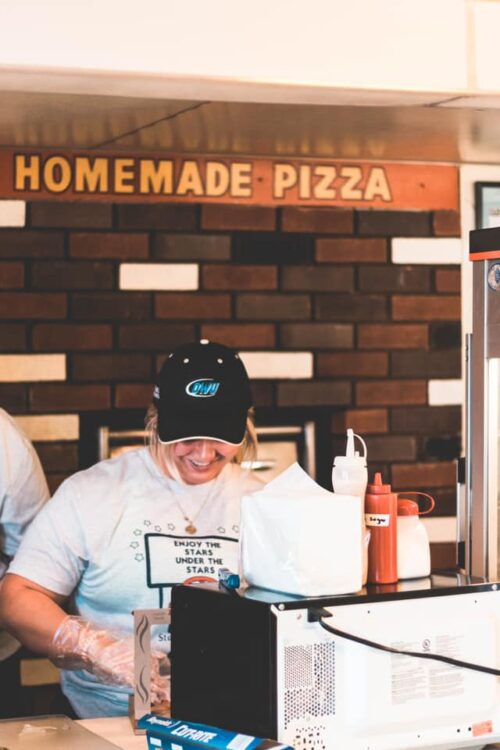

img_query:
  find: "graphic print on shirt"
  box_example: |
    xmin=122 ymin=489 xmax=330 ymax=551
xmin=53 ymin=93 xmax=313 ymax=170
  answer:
xmin=128 ymin=513 xmax=239 ymax=607
xmin=146 ymin=532 xmax=239 ymax=586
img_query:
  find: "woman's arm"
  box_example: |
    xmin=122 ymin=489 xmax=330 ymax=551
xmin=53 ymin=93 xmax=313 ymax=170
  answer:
xmin=0 ymin=572 xmax=170 ymax=702
xmin=0 ymin=572 xmax=68 ymax=656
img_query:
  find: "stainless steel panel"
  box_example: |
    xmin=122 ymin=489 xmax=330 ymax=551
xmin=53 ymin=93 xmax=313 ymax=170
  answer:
xmin=469 ymin=258 xmax=500 ymax=578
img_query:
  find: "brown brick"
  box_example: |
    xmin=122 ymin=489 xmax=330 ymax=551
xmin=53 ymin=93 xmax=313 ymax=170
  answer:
xmin=154 ymin=233 xmax=231 ymax=261
xmin=316 ymin=294 xmax=387 ymax=321
xmin=236 ymin=294 xmax=311 ymax=321
xmin=250 ymin=382 xmax=274 ymax=407
xmin=201 ymin=205 xmax=275 ymax=231
xmin=32 ymin=261 xmax=113 ymax=289
xmin=119 ymin=323 xmax=195 ymax=350
xmin=35 ymin=443 xmax=79 ymax=472
xmin=0 ymin=230 xmax=65 ymax=258
xmin=430 ymin=322 xmax=461 ymax=350
xmin=391 ymin=349 xmax=461 ymax=378
xmin=430 ymin=542 xmax=455 ymax=568
xmin=391 ymin=406 xmax=461 ymax=434
xmin=47 ymin=473 xmax=70 ymax=494
xmin=331 ymin=408 xmax=389 ymax=434
xmin=33 ymin=324 xmax=112 ymax=351
xmin=281 ymin=323 xmax=353 ymax=349
xmin=70 ymin=233 xmax=149 ymax=259
xmin=233 ymin=233 xmax=313 ymax=264
xmin=365 ymin=435 xmax=417 ymax=461
xmin=358 ymin=324 xmax=428 ymax=349
xmin=0 ymin=293 xmax=66 ymax=319
xmin=392 ymin=295 xmax=460 ymax=321
xmin=201 ymin=324 xmax=276 ymax=349
xmin=391 ymin=461 xmax=456 ymax=488
xmin=359 ymin=266 xmax=430 ymax=292
xmin=424 ymin=435 xmax=460 ymax=461
xmin=282 ymin=207 xmax=353 ymax=234
xmin=358 ymin=210 xmax=431 ymax=236
xmin=0 ymin=323 xmax=26 ymax=351
xmin=356 ymin=380 xmax=427 ymax=406
xmin=0 ymin=384 xmax=27 ymax=412
xmin=0 ymin=262 xmax=24 ymax=288
xmin=72 ymin=353 xmax=151 ymax=382
xmin=425 ymin=488 xmax=456 ymax=516
xmin=202 ymin=265 xmax=277 ymax=290
xmin=432 ymin=210 xmax=461 ymax=237
xmin=118 ymin=204 xmax=197 ymax=231
xmin=30 ymin=202 xmax=112 ymax=228
xmin=115 ymin=383 xmax=154 ymax=409
xmin=156 ymin=293 xmax=231 ymax=319
xmin=278 ymin=380 xmax=351 ymax=407
xmin=30 ymin=384 xmax=111 ymax=411
xmin=318 ymin=352 xmax=388 ymax=377
xmin=316 ymin=238 xmax=387 ymax=263
xmin=72 ymin=293 xmax=150 ymax=320
xmin=435 ymin=269 xmax=460 ymax=293
xmin=282 ymin=266 xmax=354 ymax=291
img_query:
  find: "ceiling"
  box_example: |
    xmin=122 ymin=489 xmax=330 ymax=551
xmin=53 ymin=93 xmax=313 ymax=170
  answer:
xmin=2 ymin=85 xmax=500 ymax=164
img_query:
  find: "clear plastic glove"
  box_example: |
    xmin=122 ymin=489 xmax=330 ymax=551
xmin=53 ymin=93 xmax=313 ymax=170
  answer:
xmin=50 ymin=615 xmax=170 ymax=704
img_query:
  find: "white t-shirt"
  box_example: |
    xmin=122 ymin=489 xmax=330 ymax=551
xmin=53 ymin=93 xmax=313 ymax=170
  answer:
xmin=10 ymin=448 xmax=263 ymax=718
xmin=0 ymin=408 xmax=49 ymax=661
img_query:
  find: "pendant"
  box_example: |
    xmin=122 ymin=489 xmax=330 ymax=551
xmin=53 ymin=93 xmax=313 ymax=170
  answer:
xmin=185 ymin=523 xmax=197 ymax=535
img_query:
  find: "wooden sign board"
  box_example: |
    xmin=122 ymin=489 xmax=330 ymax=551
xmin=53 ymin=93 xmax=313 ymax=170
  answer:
xmin=0 ymin=150 xmax=458 ymax=210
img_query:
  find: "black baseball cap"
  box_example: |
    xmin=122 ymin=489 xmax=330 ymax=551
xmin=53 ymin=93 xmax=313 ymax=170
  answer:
xmin=153 ymin=340 xmax=253 ymax=445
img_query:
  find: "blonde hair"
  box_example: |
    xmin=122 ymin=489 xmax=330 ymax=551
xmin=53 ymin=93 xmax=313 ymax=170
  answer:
xmin=145 ymin=403 xmax=258 ymax=483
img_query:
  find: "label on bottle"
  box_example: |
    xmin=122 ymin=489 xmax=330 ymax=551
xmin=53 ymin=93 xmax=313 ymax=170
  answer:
xmin=365 ymin=513 xmax=390 ymax=527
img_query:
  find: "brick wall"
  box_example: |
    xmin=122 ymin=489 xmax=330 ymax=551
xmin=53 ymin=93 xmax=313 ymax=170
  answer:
xmin=0 ymin=201 xmax=461 ymax=522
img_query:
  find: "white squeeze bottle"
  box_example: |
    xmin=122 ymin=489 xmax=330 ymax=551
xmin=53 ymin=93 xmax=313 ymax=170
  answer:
xmin=331 ymin=429 xmax=369 ymax=585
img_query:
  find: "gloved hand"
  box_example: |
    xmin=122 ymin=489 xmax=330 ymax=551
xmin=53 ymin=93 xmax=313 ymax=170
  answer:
xmin=50 ymin=615 xmax=170 ymax=704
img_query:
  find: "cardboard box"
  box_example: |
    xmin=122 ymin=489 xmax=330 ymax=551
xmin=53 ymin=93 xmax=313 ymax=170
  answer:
xmin=130 ymin=608 xmax=171 ymax=733
xmin=138 ymin=714 xmax=294 ymax=750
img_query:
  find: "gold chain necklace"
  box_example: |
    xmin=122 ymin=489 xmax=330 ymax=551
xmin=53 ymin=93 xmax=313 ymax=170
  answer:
xmin=173 ymin=486 xmax=215 ymax=535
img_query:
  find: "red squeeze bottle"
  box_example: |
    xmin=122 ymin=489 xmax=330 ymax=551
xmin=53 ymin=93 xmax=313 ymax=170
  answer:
xmin=365 ymin=472 xmax=398 ymax=584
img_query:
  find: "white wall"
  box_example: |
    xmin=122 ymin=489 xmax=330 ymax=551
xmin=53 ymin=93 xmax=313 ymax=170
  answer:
xmin=0 ymin=0 xmax=471 ymax=99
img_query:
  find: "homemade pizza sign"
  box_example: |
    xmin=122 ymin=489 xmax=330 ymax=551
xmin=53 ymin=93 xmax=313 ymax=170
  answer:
xmin=0 ymin=150 xmax=458 ymax=209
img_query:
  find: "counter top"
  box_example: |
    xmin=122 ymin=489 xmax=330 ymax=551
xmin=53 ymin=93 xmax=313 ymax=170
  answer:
xmin=78 ymin=717 xmax=500 ymax=750
xmin=0 ymin=715 xmax=481 ymax=750
xmin=77 ymin=717 xmax=145 ymax=750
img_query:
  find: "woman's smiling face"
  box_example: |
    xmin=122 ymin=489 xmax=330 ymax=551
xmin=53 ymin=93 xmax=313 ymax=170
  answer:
xmin=171 ymin=439 xmax=239 ymax=484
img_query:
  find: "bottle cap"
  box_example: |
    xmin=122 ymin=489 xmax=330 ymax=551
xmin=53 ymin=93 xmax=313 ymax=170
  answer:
xmin=334 ymin=455 xmax=367 ymax=468
xmin=397 ymin=499 xmax=419 ymax=516
xmin=334 ymin=428 xmax=367 ymax=467
xmin=366 ymin=471 xmax=391 ymax=494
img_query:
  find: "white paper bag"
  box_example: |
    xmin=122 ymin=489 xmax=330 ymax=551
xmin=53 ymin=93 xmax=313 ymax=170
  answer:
xmin=240 ymin=462 xmax=363 ymax=597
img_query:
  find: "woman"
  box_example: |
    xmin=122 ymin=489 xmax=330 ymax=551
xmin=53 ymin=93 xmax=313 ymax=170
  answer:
xmin=0 ymin=408 xmax=50 ymax=717
xmin=0 ymin=340 xmax=263 ymax=719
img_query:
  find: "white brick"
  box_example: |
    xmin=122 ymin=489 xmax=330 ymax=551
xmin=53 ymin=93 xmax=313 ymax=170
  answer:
xmin=0 ymin=200 xmax=26 ymax=227
xmin=428 ymin=379 xmax=463 ymax=406
xmin=0 ymin=354 xmax=66 ymax=382
xmin=14 ymin=414 xmax=79 ymax=441
xmin=119 ymin=263 xmax=198 ymax=290
xmin=422 ymin=516 xmax=455 ymax=543
xmin=240 ymin=351 xmax=313 ymax=379
xmin=392 ymin=238 xmax=462 ymax=265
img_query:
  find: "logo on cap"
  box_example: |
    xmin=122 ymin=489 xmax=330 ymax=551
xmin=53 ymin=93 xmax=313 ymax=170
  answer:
xmin=186 ymin=379 xmax=220 ymax=398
